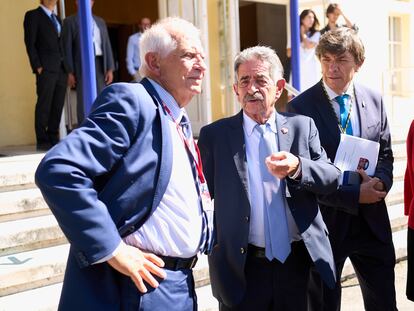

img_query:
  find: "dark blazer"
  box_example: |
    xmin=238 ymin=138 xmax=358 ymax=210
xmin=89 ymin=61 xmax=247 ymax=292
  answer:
xmin=35 ymin=80 xmax=173 ymax=310
xmin=61 ymin=14 xmax=114 ymax=76
xmin=23 ymin=7 xmax=63 ymax=73
xmin=289 ymin=81 xmax=394 ymax=245
xmin=198 ymin=110 xmax=340 ymax=307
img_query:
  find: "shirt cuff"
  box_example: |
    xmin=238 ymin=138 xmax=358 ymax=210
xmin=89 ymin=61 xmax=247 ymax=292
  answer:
xmin=92 ymin=240 xmax=125 ymax=264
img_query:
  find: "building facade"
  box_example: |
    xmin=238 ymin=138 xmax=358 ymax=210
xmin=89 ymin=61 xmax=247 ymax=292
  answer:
xmin=0 ymin=0 xmax=413 ymax=148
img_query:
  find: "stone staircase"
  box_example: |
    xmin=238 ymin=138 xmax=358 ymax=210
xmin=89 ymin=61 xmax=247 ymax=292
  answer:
xmin=0 ymin=138 xmax=408 ymax=311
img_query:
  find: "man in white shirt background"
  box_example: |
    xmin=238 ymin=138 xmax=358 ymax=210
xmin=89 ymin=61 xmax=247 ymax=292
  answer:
xmin=126 ymin=17 xmax=151 ymax=82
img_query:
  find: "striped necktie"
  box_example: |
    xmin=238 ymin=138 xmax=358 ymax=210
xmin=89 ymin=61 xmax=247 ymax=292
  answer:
xmin=180 ymin=114 xmax=214 ymax=254
xmin=50 ymin=14 xmax=61 ymax=35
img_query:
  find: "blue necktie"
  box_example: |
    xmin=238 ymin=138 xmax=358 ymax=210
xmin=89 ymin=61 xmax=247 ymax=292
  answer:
xmin=256 ymin=124 xmax=291 ymax=262
xmin=50 ymin=14 xmax=61 ymax=35
xmin=180 ymin=114 xmax=214 ymax=254
xmin=336 ymin=94 xmax=353 ymax=135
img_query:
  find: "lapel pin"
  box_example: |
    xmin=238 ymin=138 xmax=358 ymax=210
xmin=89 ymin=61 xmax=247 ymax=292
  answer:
xmin=281 ymin=127 xmax=288 ymax=134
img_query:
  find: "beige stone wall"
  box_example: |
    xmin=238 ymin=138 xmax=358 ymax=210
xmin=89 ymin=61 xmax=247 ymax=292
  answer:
xmin=0 ymin=1 xmax=38 ymax=147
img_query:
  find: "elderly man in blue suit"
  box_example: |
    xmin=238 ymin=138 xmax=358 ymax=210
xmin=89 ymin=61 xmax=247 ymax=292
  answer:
xmin=198 ymin=46 xmax=340 ymax=310
xmin=289 ymin=29 xmax=396 ymax=311
xmin=36 ymin=17 xmax=211 ymax=311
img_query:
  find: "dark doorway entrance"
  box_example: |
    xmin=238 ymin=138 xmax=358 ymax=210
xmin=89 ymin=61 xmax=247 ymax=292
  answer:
xmin=239 ymin=1 xmax=289 ymax=110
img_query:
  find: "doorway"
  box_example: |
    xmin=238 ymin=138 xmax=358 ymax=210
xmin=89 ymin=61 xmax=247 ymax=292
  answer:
xmin=239 ymin=1 xmax=289 ymax=110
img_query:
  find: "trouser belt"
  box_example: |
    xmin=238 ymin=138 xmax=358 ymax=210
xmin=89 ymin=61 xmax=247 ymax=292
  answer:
xmin=159 ymin=255 xmax=198 ymax=270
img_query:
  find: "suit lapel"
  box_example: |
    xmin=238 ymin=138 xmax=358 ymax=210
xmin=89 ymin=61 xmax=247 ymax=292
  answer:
xmin=228 ymin=111 xmax=250 ymax=198
xmin=275 ymin=112 xmax=291 ymax=152
xmin=312 ymin=82 xmax=341 ymax=145
xmin=354 ymin=84 xmax=368 ymax=139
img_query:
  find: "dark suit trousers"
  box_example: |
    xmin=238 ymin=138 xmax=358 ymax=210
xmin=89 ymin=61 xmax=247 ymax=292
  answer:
xmin=119 ymin=268 xmax=197 ymax=311
xmin=307 ymin=216 xmax=397 ymax=311
xmin=35 ymin=68 xmax=67 ymax=145
xmin=220 ymin=241 xmax=312 ymax=311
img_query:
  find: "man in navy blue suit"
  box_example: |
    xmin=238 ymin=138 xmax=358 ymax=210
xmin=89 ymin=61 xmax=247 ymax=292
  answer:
xmin=24 ymin=0 xmax=67 ymax=150
xmin=198 ymin=46 xmax=340 ymax=310
xmin=36 ymin=17 xmax=211 ymax=311
xmin=289 ymin=28 xmax=396 ymax=311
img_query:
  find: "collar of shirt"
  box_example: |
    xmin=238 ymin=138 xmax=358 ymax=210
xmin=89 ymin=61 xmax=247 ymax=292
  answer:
xmin=147 ymin=78 xmax=186 ymax=122
xmin=323 ymin=80 xmax=355 ymax=101
xmin=242 ymin=109 xmax=277 ymax=137
xmin=40 ymin=4 xmax=54 ymax=17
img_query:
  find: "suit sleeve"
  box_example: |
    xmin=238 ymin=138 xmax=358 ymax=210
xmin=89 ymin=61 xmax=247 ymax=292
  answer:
xmin=23 ymin=11 xmax=41 ymax=73
xmin=198 ymin=126 xmax=215 ymax=199
xmin=35 ymin=84 xmax=140 ymax=266
xmin=100 ymin=19 xmax=115 ymax=71
xmin=290 ymin=117 xmax=340 ymax=195
xmin=373 ymin=96 xmax=394 ymax=192
xmin=61 ymin=18 xmax=75 ymax=74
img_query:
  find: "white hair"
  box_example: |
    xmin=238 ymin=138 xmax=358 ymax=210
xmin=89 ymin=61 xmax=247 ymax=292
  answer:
xmin=139 ymin=17 xmax=202 ymax=77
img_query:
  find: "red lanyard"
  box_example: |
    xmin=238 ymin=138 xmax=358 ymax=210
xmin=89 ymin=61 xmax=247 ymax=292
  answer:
xmin=161 ymin=102 xmax=206 ymax=184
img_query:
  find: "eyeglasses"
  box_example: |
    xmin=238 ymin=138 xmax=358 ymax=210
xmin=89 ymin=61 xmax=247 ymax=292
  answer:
xmin=237 ymin=76 xmax=273 ymax=88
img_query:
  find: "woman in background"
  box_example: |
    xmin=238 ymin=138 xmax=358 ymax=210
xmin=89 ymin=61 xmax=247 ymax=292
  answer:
xmin=405 ymin=120 xmax=414 ymax=302
xmin=298 ymin=9 xmax=321 ymax=91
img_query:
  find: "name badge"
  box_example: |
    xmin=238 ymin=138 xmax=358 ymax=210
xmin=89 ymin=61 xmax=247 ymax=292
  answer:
xmin=200 ymin=182 xmax=214 ymax=212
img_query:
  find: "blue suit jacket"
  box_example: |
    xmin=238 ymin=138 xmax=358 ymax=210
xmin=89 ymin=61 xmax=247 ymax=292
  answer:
xmin=35 ymin=79 xmax=173 ymax=310
xmin=198 ymin=111 xmax=340 ymax=307
xmin=289 ymin=81 xmax=394 ymax=245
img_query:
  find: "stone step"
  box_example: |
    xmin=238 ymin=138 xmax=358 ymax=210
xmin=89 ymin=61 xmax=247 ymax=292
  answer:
xmin=0 ymin=215 xmax=66 ymax=257
xmin=0 ymin=154 xmax=43 ymax=191
xmin=0 ymin=188 xmax=50 ymax=223
xmin=0 ymin=282 xmax=62 ymax=311
xmin=0 ymin=244 xmax=68 ymax=297
xmin=0 ymin=243 xmax=209 ymax=297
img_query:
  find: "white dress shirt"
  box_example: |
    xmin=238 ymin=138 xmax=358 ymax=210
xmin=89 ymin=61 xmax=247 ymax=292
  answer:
xmin=123 ymin=79 xmax=203 ymax=258
xmin=92 ymin=19 xmax=103 ymax=56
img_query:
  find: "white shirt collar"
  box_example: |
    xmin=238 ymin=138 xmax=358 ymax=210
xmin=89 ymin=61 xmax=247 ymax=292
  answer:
xmin=40 ymin=4 xmax=54 ymax=17
xmin=147 ymin=78 xmax=186 ymax=122
xmin=242 ymin=109 xmax=277 ymax=136
xmin=323 ymin=80 xmax=354 ymax=101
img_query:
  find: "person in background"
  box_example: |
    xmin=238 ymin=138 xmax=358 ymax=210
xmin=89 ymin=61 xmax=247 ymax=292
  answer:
xmin=23 ymin=0 xmax=67 ymax=151
xmin=198 ymin=45 xmax=340 ymax=311
xmin=61 ymin=0 xmax=115 ymax=125
xmin=126 ymin=17 xmax=151 ymax=82
xmin=289 ymin=28 xmax=396 ymax=311
xmin=35 ymin=17 xmax=212 ymax=311
xmin=320 ymin=3 xmax=358 ymax=35
xmin=405 ymin=120 xmax=414 ymax=302
xmin=299 ymin=9 xmax=321 ymax=91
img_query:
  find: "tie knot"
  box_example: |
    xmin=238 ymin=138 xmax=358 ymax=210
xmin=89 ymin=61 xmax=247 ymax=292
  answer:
xmin=335 ymin=94 xmax=350 ymax=107
xmin=180 ymin=114 xmax=192 ymax=139
xmin=255 ymin=123 xmax=270 ymax=136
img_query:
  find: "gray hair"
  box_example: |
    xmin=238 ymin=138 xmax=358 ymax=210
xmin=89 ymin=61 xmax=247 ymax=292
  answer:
xmin=316 ymin=28 xmax=365 ymax=65
xmin=234 ymin=46 xmax=284 ymax=83
xmin=139 ymin=17 xmax=202 ymax=77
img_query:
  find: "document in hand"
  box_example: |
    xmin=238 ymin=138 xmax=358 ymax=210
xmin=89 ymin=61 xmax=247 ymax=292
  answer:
xmin=334 ymin=134 xmax=380 ymax=177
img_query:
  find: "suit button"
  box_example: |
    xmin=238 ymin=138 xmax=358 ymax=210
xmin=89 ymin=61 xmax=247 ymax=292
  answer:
xmin=240 ymin=247 xmax=246 ymax=254
xmin=245 ymin=216 xmax=249 ymax=222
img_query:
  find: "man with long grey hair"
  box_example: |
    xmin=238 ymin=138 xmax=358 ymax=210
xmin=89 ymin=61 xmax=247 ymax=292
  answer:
xmin=36 ymin=17 xmax=212 ymax=310
xmin=198 ymin=46 xmax=339 ymax=310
